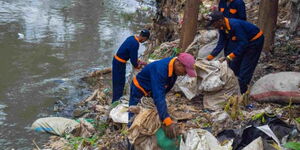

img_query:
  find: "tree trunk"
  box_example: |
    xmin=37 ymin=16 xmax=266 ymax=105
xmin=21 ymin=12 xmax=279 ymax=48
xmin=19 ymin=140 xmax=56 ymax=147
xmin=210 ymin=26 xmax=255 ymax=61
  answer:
xmin=258 ymin=0 xmax=279 ymax=52
xmin=289 ymin=0 xmax=300 ymax=33
xmin=180 ymin=0 xmax=201 ymax=51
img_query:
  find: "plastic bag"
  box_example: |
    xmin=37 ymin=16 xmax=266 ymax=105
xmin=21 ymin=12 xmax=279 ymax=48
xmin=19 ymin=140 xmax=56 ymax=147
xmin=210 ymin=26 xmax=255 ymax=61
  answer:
xmin=175 ymin=59 xmax=240 ymax=110
xmin=180 ymin=129 xmax=232 ymax=150
xmin=109 ymin=103 xmax=129 ymax=124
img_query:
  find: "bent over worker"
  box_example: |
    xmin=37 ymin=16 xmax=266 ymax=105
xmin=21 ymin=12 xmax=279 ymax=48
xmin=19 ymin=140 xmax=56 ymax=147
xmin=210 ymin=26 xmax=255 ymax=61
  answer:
xmin=129 ymin=53 xmax=196 ymax=138
xmin=218 ymin=0 xmax=246 ymax=20
xmin=112 ymin=30 xmax=150 ymax=103
xmin=206 ymin=11 xmax=264 ymax=94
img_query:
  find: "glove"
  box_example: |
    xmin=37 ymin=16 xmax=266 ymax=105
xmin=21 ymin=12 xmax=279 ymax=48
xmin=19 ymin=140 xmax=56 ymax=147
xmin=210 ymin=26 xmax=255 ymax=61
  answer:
xmin=206 ymin=54 xmax=214 ymax=61
xmin=162 ymin=123 xmax=178 ymax=139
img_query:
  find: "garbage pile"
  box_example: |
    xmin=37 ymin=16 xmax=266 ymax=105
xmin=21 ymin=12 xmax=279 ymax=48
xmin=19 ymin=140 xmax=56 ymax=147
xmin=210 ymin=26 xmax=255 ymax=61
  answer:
xmin=32 ymin=67 xmax=300 ymax=149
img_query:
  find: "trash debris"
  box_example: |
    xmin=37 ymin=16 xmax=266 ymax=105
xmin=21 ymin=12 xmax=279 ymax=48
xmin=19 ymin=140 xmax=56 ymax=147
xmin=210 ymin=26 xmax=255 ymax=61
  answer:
xmin=242 ymin=137 xmax=263 ymax=150
xmin=185 ymin=30 xmax=219 ymax=56
xmin=250 ymin=72 xmax=300 ymax=104
xmin=71 ymin=118 xmax=96 ymax=138
xmin=32 ymin=117 xmax=95 ymax=138
xmin=180 ymin=129 xmax=233 ymax=150
xmin=17 ymin=33 xmax=24 ymax=39
xmin=156 ymin=128 xmax=180 ymax=150
xmin=32 ymin=117 xmax=79 ymax=136
xmin=109 ymin=103 xmax=129 ymax=124
xmin=232 ymin=114 xmax=294 ymax=150
xmin=175 ymin=59 xmax=240 ymax=110
xmin=127 ymin=105 xmax=161 ymax=145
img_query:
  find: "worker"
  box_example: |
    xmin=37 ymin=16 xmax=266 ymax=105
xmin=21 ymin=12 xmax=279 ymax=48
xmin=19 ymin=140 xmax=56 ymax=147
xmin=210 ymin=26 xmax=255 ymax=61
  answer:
xmin=206 ymin=11 xmax=264 ymax=94
xmin=218 ymin=0 xmax=246 ymax=20
xmin=112 ymin=30 xmax=150 ymax=103
xmin=128 ymin=53 xmax=196 ymax=138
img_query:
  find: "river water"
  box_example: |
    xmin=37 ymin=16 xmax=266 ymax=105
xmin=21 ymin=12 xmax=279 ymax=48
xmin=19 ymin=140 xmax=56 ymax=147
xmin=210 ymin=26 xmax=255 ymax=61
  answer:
xmin=0 ymin=0 xmax=152 ymax=149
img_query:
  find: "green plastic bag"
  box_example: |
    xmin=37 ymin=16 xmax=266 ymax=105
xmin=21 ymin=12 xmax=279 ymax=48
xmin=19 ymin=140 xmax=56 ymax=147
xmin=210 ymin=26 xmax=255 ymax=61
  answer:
xmin=155 ymin=128 xmax=180 ymax=150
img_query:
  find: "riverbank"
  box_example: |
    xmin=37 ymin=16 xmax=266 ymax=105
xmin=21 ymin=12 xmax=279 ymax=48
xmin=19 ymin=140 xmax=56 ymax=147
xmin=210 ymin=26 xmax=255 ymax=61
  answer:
xmin=39 ymin=0 xmax=300 ymax=149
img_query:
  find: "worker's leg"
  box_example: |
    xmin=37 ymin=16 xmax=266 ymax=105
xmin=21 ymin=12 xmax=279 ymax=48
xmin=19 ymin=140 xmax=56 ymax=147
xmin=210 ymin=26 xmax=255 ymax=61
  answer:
xmin=128 ymin=83 xmax=144 ymax=127
xmin=112 ymin=58 xmax=126 ymax=103
xmin=229 ymin=55 xmax=243 ymax=76
xmin=238 ymin=36 xmax=264 ymax=94
xmin=128 ymin=83 xmax=143 ymax=150
xmin=227 ymin=41 xmax=242 ymax=76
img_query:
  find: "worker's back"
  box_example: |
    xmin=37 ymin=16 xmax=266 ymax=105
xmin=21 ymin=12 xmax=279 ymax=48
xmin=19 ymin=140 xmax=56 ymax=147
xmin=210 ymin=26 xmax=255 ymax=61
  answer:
xmin=219 ymin=0 xmax=246 ymax=20
xmin=136 ymin=57 xmax=177 ymax=93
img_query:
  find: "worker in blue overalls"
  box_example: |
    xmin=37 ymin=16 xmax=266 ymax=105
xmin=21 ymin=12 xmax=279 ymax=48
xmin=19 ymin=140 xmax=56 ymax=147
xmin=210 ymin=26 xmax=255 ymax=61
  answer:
xmin=218 ymin=0 xmax=246 ymax=20
xmin=112 ymin=30 xmax=150 ymax=103
xmin=206 ymin=11 xmax=264 ymax=94
xmin=129 ymin=53 xmax=196 ymax=140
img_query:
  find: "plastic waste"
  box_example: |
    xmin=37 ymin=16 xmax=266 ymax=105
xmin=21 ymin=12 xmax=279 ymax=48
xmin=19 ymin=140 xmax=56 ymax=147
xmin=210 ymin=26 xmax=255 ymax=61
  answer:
xmin=18 ymin=33 xmax=24 ymax=39
xmin=156 ymin=128 xmax=180 ymax=150
xmin=241 ymin=137 xmax=263 ymax=150
xmin=180 ymin=129 xmax=232 ymax=150
xmin=109 ymin=103 xmax=128 ymax=124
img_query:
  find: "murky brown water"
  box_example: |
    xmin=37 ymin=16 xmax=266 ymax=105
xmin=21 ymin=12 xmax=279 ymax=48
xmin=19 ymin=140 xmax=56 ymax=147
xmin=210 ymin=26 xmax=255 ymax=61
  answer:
xmin=0 ymin=0 xmax=152 ymax=149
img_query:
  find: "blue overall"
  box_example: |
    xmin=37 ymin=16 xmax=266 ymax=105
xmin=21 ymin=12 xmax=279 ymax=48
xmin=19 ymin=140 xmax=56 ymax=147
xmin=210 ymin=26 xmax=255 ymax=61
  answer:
xmin=112 ymin=36 xmax=139 ymax=103
xmin=219 ymin=0 xmax=246 ymax=20
xmin=210 ymin=18 xmax=264 ymax=94
xmin=128 ymin=57 xmax=177 ymax=127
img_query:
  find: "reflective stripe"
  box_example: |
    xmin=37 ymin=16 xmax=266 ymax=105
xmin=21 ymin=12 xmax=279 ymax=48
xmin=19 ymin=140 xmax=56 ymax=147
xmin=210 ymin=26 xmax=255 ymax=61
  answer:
xmin=220 ymin=8 xmax=225 ymax=12
xmin=229 ymin=9 xmax=237 ymax=14
xmin=134 ymin=35 xmax=139 ymax=42
xmin=224 ymin=18 xmax=231 ymax=30
xmin=168 ymin=57 xmax=177 ymax=77
xmin=133 ymin=76 xmax=148 ymax=96
xmin=114 ymin=55 xmax=127 ymax=63
xmin=250 ymin=30 xmax=263 ymax=41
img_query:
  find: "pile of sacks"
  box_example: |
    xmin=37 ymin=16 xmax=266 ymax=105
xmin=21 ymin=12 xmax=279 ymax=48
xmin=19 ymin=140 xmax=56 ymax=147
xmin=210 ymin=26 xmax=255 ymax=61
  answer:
xmin=175 ymin=59 xmax=240 ymax=110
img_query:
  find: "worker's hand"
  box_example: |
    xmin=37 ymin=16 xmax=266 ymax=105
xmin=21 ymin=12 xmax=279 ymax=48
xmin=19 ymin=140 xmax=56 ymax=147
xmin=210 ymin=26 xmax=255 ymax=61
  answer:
xmin=206 ymin=54 xmax=214 ymax=61
xmin=163 ymin=123 xmax=178 ymax=139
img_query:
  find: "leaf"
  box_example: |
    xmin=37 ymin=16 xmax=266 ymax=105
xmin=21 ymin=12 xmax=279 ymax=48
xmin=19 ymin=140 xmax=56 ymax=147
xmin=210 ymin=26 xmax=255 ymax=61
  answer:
xmin=283 ymin=142 xmax=300 ymax=150
xmin=110 ymin=101 xmax=121 ymax=108
xmin=252 ymin=112 xmax=264 ymax=121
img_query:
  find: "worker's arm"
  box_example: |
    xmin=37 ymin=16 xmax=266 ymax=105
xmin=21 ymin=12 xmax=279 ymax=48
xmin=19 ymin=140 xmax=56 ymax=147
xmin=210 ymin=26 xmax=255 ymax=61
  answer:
xmin=237 ymin=0 xmax=247 ymax=20
xmin=207 ymin=30 xmax=226 ymax=60
xmin=150 ymin=71 xmax=173 ymax=126
xmin=227 ymin=25 xmax=249 ymax=60
xmin=129 ymin=43 xmax=139 ymax=68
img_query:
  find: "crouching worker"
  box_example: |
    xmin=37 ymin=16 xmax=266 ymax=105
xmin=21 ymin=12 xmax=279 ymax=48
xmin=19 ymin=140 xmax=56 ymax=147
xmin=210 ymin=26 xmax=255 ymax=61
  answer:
xmin=112 ymin=30 xmax=150 ymax=103
xmin=206 ymin=11 xmax=264 ymax=94
xmin=128 ymin=53 xmax=196 ymax=138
